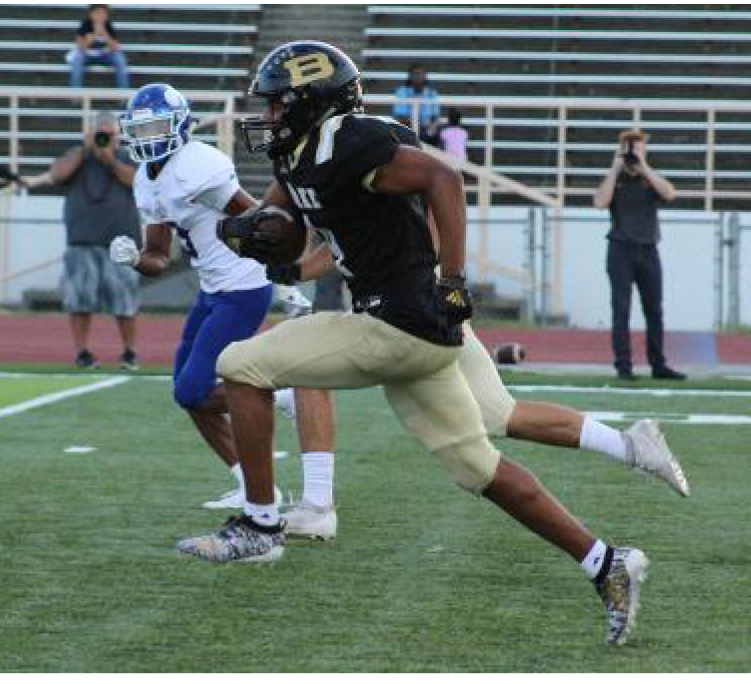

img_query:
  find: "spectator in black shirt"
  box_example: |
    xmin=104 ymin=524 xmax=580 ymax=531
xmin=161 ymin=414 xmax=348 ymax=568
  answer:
xmin=69 ymin=4 xmax=129 ymax=89
xmin=594 ymin=130 xmax=686 ymax=381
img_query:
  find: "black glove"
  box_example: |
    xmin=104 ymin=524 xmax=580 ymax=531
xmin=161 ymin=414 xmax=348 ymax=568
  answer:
xmin=266 ymin=263 xmax=301 ymax=285
xmin=217 ymin=209 xmax=289 ymax=264
xmin=436 ymin=275 xmax=473 ymax=327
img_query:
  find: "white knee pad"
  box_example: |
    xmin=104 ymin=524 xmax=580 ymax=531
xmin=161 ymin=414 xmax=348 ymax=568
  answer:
xmin=435 ymin=434 xmax=501 ymax=495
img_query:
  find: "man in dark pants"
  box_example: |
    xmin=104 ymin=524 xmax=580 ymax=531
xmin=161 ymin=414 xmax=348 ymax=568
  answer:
xmin=594 ymin=130 xmax=686 ymax=381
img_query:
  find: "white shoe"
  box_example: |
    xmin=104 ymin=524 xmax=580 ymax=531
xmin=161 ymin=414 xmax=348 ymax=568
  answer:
xmin=283 ymin=500 xmax=337 ymax=540
xmin=274 ymin=387 xmax=296 ymax=420
xmin=275 ymin=285 xmax=311 ymax=318
xmin=202 ymin=486 xmax=283 ymax=510
xmin=624 ymin=419 xmax=690 ymax=497
xmin=595 ymin=547 xmax=649 ymax=645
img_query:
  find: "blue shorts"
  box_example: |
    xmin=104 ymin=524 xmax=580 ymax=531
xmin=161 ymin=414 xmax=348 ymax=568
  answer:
xmin=173 ymin=286 xmax=273 ymax=409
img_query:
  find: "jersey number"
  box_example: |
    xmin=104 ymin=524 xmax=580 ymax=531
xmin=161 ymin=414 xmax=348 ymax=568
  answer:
xmin=172 ymin=223 xmax=198 ymax=259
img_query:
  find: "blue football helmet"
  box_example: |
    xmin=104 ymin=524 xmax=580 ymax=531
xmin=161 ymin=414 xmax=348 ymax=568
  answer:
xmin=120 ymin=83 xmax=192 ymax=163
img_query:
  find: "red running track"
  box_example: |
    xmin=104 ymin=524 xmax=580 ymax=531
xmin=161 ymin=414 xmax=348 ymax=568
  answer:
xmin=1 ymin=312 xmax=749 ymax=367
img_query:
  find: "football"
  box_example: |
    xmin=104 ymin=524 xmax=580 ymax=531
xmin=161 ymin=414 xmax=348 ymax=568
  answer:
xmin=253 ymin=206 xmax=307 ymax=265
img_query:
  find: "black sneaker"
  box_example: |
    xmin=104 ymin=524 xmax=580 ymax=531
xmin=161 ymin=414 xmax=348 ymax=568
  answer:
xmin=617 ymin=370 xmax=638 ymax=381
xmin=652 ymin=366 xmax=686 ymax=380
xmin=75 ymin=349 xmax=100 ymax=369
xmin=120 ymin=348 xmax=139 ymax=371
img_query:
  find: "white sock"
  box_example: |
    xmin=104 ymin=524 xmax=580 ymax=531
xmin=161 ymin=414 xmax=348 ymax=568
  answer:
xmin=302 ymin=451 xmax=334 ymax=508
xmin=230 ymin=463 xmax=245 ymax=489
xmin=580 ymin=539 xmax=609 ymax=580
xmin=244 ymin=501 xmax=280 ymax=527
xmin=579 ymin=417 xmax=628 ymax=462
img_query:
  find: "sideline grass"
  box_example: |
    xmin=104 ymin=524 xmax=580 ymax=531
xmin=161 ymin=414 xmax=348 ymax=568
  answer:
xmin=0 ymin=377 xmax=749 ymax=671
xmin=0 ymin=375 xmax=113 ymax=409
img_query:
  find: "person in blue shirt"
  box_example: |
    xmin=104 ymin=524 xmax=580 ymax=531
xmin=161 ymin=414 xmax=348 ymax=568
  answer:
xmin=392 ymin=64 xmax=441 ymax=143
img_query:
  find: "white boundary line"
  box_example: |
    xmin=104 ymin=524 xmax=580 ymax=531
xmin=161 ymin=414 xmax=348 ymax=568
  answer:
xmin=508 ymin=384 xmax=751 ymax=398
xmin=0 ymin=374 xmax=748 ymax=425
xmin=588 ymin=411 xmax=751 ymax=425
xmin=0 ymin=377 xmax=131 ymax=419
xmin=1 ymin=372 xmax=751 ymax=398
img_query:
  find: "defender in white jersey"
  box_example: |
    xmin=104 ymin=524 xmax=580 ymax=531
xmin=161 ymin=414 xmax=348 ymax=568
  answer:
xmin=110 ymin=83 xmax=335 ymax=515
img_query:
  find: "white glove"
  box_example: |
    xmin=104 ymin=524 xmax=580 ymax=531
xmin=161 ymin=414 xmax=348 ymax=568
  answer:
xmin=275 ymin=285 xmax=312 ymax=318
xmin=109 ymin=236 xmax=140 ymax=266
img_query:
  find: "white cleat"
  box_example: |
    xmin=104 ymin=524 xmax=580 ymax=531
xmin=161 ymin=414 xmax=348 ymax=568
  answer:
xmin=595 ymin=547 xmax=649 ymax=646
xmin=624 ymin=419 xmax=690 ymax=497
xmin=283 ymin=500 xmax=337 ymax=540
xmin=274 ymin=387 xmax=296 ymax=420
xmin=275 ymin=285 xmax=311 ymax=318
xmin=202 ymin=486 xmax=283 ymax=510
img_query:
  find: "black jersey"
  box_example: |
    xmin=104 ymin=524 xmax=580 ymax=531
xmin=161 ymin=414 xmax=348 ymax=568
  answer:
xmin=275 ymin=114 xmax=458 ymax=346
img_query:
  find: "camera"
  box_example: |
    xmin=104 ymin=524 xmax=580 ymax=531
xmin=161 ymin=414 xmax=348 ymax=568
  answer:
xmin=94 ymin=131 xmax=111 ymax=148
xmin=622 ymin=140 xmax=639 ymax=166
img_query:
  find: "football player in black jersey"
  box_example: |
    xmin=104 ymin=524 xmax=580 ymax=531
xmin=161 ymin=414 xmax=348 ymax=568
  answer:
xmin=178 ymin=41 xmax=656 ymax=646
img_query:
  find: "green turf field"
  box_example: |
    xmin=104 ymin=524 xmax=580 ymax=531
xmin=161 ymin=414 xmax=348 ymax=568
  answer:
xmin=0 ymin=375 xmax=108 ymax=409
xmin=0 ymin=372 xmax=749 ymax=671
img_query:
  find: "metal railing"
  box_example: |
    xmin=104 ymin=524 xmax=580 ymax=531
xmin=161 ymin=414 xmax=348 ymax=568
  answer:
xmin=0 ymin=86 xmax=237 ymax=172
xmin=2 ymin=90 xmax=747 ymax=323
xmin=0 ymin=87 xmax=236 ymax=304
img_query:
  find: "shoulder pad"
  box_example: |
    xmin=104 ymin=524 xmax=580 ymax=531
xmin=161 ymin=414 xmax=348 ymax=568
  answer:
xmin=315 ymin=114 xmax=417 ymax=167
xmin=172 ymin=141 xmax=234 ymax=197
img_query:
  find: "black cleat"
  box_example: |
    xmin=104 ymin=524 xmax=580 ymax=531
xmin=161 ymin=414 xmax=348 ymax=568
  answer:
xmin=75 ymin=349 xmax=100 ymax=369
xmin=652 ymin=366 xmax=686 ymax=380
xmin=120 ymin=348 xmax=139 ymax=371
xmin=617 ymin=370 xmax=638 ymax=381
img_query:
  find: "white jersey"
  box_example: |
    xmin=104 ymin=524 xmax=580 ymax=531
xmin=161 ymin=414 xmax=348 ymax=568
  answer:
xmin=133 ymin=140 xmax=268 ymax=293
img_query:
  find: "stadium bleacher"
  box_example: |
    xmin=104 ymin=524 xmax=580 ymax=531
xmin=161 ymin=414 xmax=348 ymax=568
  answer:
xmin=0 ymin=5 xmax=257 ymax=89
xmin=0 ymin=4 xmax=259 ymax=182
xmin=363 ymin=5 xmax=751 ymax=208
xmin=364 ymin=6 xmax=751 ymax=98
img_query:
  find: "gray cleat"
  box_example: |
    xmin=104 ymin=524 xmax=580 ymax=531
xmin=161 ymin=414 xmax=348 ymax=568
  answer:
xmin=177 ymin=515 xmax=285 ymax=563
xmin=624 ymin=419 xmax=690 ymax=497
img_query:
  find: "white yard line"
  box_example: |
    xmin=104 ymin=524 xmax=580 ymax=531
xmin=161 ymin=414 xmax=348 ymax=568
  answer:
xmin=0 ymin=371 xmax=170 ymax=381
xmin=587 ymin=411 xmax=751 ymax=425
xmin=0 ymin=376 xmax=131 ymax=419
xmin=0 ymin=374 xmax=748 ymax=425
xmin=509 ymin=384 xmax=751 ymax=398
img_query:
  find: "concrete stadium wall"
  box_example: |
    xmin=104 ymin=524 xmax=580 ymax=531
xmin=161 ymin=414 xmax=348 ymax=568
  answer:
xmin=0 ymin=194 xmax=66 ymax=305
xmin=1 ymin=195 xmax=748 ymax=330
xmin=467 ymin=206 xmax=750 ymax=331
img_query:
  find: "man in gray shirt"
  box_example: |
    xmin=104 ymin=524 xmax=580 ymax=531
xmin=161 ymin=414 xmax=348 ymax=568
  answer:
xmin=24 ymin=112 xmax=141 ymax=369
xmin=594 ymin=130 xmax=686 ymax=381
